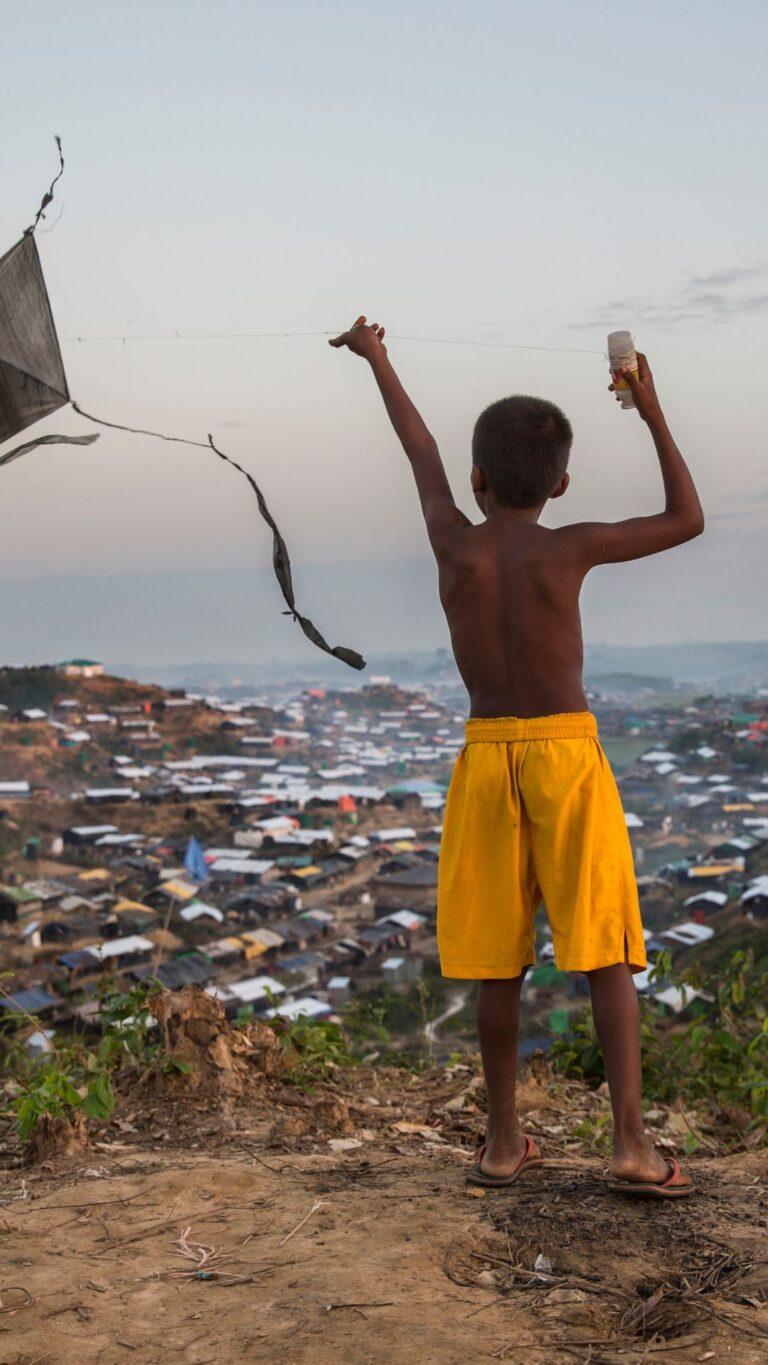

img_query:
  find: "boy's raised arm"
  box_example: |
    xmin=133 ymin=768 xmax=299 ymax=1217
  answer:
xmin=564 ymin=353 xmax=705 ymax=565
xmin=330 ymin=317 xmax=469 ymax=544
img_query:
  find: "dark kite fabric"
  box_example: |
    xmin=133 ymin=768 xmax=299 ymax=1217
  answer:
xmin=0 ymin=233 xmax=69 ymax=444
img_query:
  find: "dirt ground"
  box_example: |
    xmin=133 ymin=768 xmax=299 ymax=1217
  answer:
xmin=1 ymin=1138 xmax=766 ymax=1364
xmin=2 ymin=994 xmax=766 ymax=1363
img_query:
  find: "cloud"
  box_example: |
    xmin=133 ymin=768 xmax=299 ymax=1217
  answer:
xmin=572 ymin=261 xmax=768 ymax=331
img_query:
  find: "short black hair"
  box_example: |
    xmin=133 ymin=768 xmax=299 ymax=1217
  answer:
xmin=472 ymin=395 xmax=572 ymax=508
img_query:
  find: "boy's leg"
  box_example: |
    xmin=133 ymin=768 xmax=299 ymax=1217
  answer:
xmin=476 ymin=975 xmax=528 ymax=1175
xmin=587 ymin=964 xmax=669 ymax=1183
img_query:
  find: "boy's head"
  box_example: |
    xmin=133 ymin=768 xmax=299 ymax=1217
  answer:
xmin=471 ymin=395 xmax=572 ymax=510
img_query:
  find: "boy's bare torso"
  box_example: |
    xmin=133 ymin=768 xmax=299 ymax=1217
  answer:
xmin=436 ymin=519 xmax=587 ymax=719
xmin=329 ymin=317 xmax=704 ymax=723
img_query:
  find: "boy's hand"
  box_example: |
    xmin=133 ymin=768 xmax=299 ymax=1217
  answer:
xmin=329 ymin=315 xmax=387 ymax=360
xmin=609 ymin=352 xmax=664 ymax=426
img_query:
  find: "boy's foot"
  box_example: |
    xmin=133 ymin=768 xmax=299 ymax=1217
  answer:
xmin=610 ymin=1141 xmax=695 ymax=1198
xmin=609 ymin=1157 xmax=695 ymax=1198
xmin=611 ymin=1140 xmax=673 ymax=1185
xmin=467 ymin=1133 xmax=542 ymax=1188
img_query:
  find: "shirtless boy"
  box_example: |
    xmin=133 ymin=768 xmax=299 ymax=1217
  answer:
xmin=330 ymin=317 xmax=703 ymax=1197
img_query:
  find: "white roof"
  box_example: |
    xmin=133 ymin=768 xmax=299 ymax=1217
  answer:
xmin=266 ymin=995 xmax=330 ymax=1020
xmin=0 ymin=780 xmax=31 ymax=794
xmin=327 ymin=976 xmax=350 ymax=990
xmin=272 ymin=828 xmax=334 ymax=846
xmin=369 ymin=827 xmax=417 ymax=843
xmin=180 ymin=902 xmax=225 ymax=924
xmin=625 ymin=813 xmax=644 ymax=829
xmin=641 ymin=750 xmax=676 ymax=763
xmin=86 ymin=935 xmax=154 ymax=960
xmin=227 ymin=975 xmax=285 ymax=1002
xmin=85 ymin=788 xmax=138 ymax=800
xmin=382 ymin=956 xmax=406 ymax=970
xmin=69 ymin=824 xmax=119 ymax=837
xmin=384 ymin=909 xmax=426 ymax=930
xmin=96 ymin=833 xmax=144 ymax=846
xmin=683 ymin=890 xmax=728 ymax=908
xmin=661 ymin=921 xmax=715 ymax=946
xmin=210 ymin=857 xmax=274 ymax=876
xmin=742 ymin=876 xmax=768 ymax=903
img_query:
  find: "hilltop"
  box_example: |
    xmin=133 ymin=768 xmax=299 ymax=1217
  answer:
xmin=0 ymin=989 xmax=766 ymax=1365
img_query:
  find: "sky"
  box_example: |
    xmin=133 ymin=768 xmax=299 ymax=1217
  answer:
xmin=1 ymin=1 xmax=767 ymax=664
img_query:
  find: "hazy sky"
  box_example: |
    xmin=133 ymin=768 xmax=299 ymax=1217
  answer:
xmin=1 ymin=1 xmax=767 ymax=660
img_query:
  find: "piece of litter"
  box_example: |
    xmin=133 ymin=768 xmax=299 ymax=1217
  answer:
xmin=443 ymin=1093 xmax=469 ymax=1111
xmin=465 ymin=1186 xmax=486 ymax=1198
xmin=328 ymin=1138 xmax=363 ymax=1153
xmin=546 ymin=1287 xmax=585 ymax=1304
xmin=534 ymin=1253 xmax=554 ymax=1277
xmin=476 ymin=1269 xmax=497 ymax=1287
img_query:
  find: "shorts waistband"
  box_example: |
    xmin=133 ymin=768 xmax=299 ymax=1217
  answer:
xmin=465 ymin=711 xmax=598 ymax=743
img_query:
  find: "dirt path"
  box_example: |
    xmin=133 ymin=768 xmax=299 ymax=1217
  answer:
xmin=1 ymin=1143 xmax=766 ymax=1363
xmin=424 ymin=989 xmax=469 ymax=1046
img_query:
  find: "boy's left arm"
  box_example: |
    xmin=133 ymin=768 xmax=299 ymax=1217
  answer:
xmin=330 ymin=317 xmax=470 ymax=546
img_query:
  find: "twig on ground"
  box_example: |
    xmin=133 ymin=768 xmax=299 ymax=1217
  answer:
xmin=0 ymin=1285 xmax=35 ymax=1315
xmin=278 ymin=1199 xmax=326 ymax=1247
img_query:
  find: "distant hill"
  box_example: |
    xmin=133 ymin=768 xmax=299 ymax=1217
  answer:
xmin=112 ymin=640 xmax=768 ymax=698
xmin=584 ymin=641 xmax=768 ymax=689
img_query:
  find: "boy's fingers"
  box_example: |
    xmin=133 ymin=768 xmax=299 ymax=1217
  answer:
xmin=378 ymin=327 xmax=386 ymax=339
xmin=353 ymin=315 xmax=366 ymax=328
xmin=328 ymin=334 xmax=346 ymax=347
xmin=620 ymin=365 xmax=641 ymax=392
xmin=637 ymin=352 xmax=651 ymax=381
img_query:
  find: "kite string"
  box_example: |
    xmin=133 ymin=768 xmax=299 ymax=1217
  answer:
xmin=64 ymin=329 xmax=602 ymax=356
xmin=71 ymin=401 xmax=209 ymax=449
xmin=68 ymin=401 xmax=366 ymax=671
xmin=26 ymin=136 xmax=64 ymax=237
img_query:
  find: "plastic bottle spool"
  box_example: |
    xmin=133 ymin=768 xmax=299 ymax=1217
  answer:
xmin=607 ymin=330 xmax=638 ymax=410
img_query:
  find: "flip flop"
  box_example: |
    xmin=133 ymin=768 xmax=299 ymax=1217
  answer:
xmin=608 ymin=1157 xmax=696 ymax=1199
xmin=466 ymin=1134 xmax=543 ymax=1189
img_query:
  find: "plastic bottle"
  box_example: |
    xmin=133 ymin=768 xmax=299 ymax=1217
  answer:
xmin=607 ymin=330 xmax=639 ymax=410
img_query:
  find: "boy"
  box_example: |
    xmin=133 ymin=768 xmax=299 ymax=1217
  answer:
xmin=330 ymin=318 xmax=703 ymax=1198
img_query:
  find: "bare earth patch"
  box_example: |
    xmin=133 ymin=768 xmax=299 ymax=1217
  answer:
xmin=1 ymin=1138 xmax=766 ymax=1363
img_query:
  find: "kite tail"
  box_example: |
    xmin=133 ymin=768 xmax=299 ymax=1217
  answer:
xmin=25 ymin=136 xmax=65 ymax=237
xmin=207 ymin=436 xmax=366 ymax=671
xmin=0 ymin=432 xmax=99 ymax=470
xmin=69 ymin=402 xmax=366 ymax=671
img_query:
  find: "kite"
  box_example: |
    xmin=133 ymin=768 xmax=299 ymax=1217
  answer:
xmin=0 ymin=140 xmax=365 ymax=671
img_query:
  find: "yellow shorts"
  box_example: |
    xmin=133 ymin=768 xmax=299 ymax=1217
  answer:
xmin=437 ymin=712 xmax=646 ymax=979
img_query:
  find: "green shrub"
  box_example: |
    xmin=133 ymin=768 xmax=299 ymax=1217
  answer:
xmin=550 ymin=949 xmax=768 ymax=1131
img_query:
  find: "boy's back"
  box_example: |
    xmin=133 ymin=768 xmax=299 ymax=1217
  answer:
xmin=436 ymin=517 xmax=587 ymax=719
